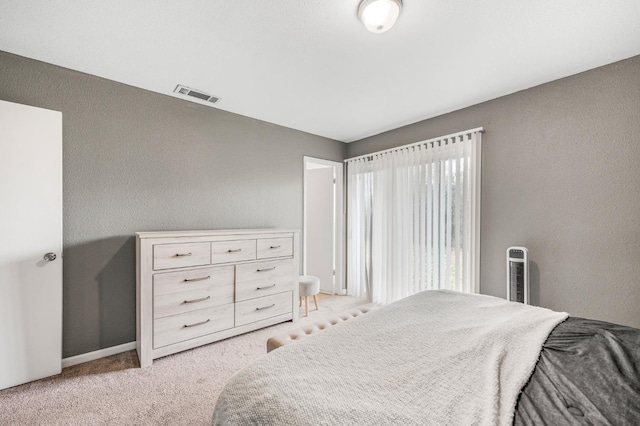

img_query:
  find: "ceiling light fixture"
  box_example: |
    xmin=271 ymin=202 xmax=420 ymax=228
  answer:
xmin=358 ymin=0 xmax=402 ymax=34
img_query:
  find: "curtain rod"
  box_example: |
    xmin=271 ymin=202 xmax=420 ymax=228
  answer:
xmin=344 ymin=127 xmax=484 ymax=163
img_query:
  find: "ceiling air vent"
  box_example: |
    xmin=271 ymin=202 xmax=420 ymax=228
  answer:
xmin=173 ymin=84 xmax=220 ymax=104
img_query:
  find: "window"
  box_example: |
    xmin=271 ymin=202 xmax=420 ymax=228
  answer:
xmin=346 ymin=128 xmax=482 ymax=304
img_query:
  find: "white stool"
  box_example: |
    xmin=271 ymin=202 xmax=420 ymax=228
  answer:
xmin=298 ymin=275 xmax=320 ymax=317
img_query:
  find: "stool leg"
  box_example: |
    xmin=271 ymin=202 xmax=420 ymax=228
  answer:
xmin=299 ymin=296 xmax=302 ymax=307
xmin=313 ymin=294 xmax=319 ymax=311
xmin=305 ymin=296 xmax=309 ymax=317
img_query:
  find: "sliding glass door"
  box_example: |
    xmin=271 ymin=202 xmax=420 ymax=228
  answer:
xmin=346 ymin=129 xmax=482 ymax=305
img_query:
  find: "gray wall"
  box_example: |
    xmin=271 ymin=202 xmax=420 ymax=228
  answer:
xmin=2 ymin=47 xmax=639 ymax=358
xmin=347 ymin=55 xmax=640 ymax=329
xmin=0 ymin=51 xmax=345 ymax=358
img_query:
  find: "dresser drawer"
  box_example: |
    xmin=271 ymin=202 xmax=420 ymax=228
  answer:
xmin=153 ymin=304 xmax=234 ymax=349
xmin=153 ymin=266 xmax=234 ymax=319
xmin=211 ymin=240 xmax=256 ymax=264
xmin=235 ymin=259 xmax=294 ymax=302
xmin=236 ymin=277 xmax=294 ymax=302
xmin=153 ymin=242 xmax=211 ymax=271
xmin=256 ymin=237 xmax=293 ymax=259
xmin=235 ymin=291 xmax=293 ymax=327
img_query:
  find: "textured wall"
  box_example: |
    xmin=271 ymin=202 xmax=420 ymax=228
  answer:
xmin=3 ymin=48 xmax=639 ymax=359
xmin=347 ymin=55 xmax=640 ymax=329
xmin=0 ymin=51 xmax=345 ymax=358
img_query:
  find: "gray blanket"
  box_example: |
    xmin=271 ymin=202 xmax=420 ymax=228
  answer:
xmin=212 ymin=290 xmax=567 ymax=425
xmin=515 ymin=317 xmax=640 ymax=425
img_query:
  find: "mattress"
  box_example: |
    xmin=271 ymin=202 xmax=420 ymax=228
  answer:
xmin=212 ymin=290 xmax=570 ymax=425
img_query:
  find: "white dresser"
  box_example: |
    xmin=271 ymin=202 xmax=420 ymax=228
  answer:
xmin=136 ymin=229 xmax=299 ymax=367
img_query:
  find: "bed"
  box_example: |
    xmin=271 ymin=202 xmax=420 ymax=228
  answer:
xmin=212 ymin=290 xmax=640 ymax=425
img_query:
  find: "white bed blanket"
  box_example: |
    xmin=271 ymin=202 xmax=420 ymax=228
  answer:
xmin=212 ymin=290 xmax=568 ymax=426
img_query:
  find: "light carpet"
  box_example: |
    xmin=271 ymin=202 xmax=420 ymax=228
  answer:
xmin=0 ymin=294 xmax=368 ymax=426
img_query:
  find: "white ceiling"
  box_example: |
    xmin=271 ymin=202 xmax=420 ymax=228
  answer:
xmin=1 ymin=1 xmax=639 ymax=142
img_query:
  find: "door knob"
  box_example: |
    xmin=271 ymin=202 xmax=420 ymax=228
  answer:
xmin=43 ymin=252 xmax=57 ymax=262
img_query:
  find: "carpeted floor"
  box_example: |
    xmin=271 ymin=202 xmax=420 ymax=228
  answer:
xmin=0 ymin=294 xmax=368 ymax=426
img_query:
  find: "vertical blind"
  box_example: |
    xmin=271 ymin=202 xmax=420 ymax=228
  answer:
xmin=346 ymin=128 xmax=482 ymax=305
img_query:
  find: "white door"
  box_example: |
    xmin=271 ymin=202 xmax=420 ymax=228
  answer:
xmin=303 ymin=157 xmax=344 ymax=294
xmin=0 ymin=100 xmax=62 ymax=390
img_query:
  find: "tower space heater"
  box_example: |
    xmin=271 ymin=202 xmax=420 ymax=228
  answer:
xmin=507 ymin=247 xmax=529 ymax=304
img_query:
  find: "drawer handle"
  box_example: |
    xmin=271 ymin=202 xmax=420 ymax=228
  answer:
xmin=227 ymin=248 xmax=242 ymax=253
xmin=183 ymin=296 xmax=211 ymax=304
xmin=184 ymin=319 xmax=210 ymax=328
xmin=270 ymin=245 xmax=281 ymax=249
xmin=257 ymin=267 xmax=276 ymax=272
xmin=257 ymin=284 xmax=276 ymax=290
xmin=175 ymin=252 xmax=193 ymax=257
xmin=183 ymin=276 xmax=210 ymax=282
xmin=256 ymin=304 xmax=276 ymax=311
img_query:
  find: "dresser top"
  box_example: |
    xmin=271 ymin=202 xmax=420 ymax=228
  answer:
xmin=136 ymin=228 xmax=298 ymax=239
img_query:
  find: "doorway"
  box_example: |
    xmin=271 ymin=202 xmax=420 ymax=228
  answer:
xmin=303 ymin=157 xmax=344 ymax=295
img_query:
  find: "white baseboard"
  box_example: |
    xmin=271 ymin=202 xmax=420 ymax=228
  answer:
xmin=62 ymin=341 xmax=136 ymax=368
